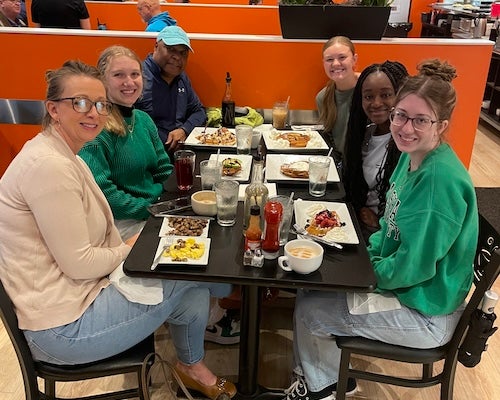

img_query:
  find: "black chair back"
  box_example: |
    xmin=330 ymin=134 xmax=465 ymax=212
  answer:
xmin=447 ymin=214 xmax=500 ymax=364
xmin=0 ymin=279 xmax=40 ymax=399
xmin=335 ymin=213 xmax=500 ymax=400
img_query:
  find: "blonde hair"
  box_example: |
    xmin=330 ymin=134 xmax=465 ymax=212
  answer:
xmin=97 ymin=45 xmax=143 ymax=136
xmin=318 ymin=36 xmax=356 ymax=132
xmin=43 ymin=60 xmax=103 ymax=129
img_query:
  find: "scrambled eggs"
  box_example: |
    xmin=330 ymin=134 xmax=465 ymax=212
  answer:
xmin=163 ymin=238 xmax=205 ymax=262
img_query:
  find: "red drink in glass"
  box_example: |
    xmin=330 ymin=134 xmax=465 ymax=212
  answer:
xmin=174 ymin=150 xmax=195 ymax=191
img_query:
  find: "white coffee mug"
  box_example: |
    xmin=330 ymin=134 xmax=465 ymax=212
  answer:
xmin=278 ymin=239 xmax=324 ymax=274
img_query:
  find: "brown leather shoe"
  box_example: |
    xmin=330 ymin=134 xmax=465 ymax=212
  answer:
xmin=174 ymin=367 xmax=237 ymax=399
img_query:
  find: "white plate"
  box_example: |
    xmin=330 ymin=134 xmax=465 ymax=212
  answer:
xmin=291 ymin=124 xmax=324 ymax=131
xmin=185 ymin=127 xmax=236 ymax=149
xmin=209 ymin=154 xmax=253 ymax=182
xmin=265 ymin=154 xmax=340 ymax=183
xmin=153 ymin=236 xmax=211 ymax=266
xmin=159 ymin=217 xmax=210 ymax=237
xmin=293 ymin=199 xmax=359 ymax=245
xmin=262 ymin=128 xmax=329 ymax=152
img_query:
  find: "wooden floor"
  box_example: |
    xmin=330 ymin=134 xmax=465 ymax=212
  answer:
xmin=1 ymin=123 xmax=499 ymax=400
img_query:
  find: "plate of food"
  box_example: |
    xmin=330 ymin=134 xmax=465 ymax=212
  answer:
xmin=153 ymin=236 xmax=211 ymax=266
xmin=159 ymin=216 xmax=210 ymax=237
xmin=262 ymin=128 xmax=328 ymax=152
xmin=209 ymin=154 xmax=253 ymax=182
xmin=293 ymin=199 xmax=359 ymax=244
xmin=265 ymin=154 xmax=340 ymax=183
xmin=185 ymin=127 xmax=236 ymax=148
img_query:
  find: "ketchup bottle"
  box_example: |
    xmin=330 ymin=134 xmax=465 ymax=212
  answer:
xmin=261 ymin=200 xmax=283 ymax=259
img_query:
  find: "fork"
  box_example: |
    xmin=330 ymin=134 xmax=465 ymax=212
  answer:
xmin=151 ymin=237 xmax=174 ymax=270
xmin=292 ymin=223 xmax=343 ymax=250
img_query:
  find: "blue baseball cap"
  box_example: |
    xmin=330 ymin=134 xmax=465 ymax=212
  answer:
xmin=156 ymin=26 xmax=193 ymax=53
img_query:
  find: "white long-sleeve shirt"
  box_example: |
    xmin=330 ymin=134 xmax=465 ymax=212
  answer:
xmin=0 ymin=127 xmax=130 ymax=330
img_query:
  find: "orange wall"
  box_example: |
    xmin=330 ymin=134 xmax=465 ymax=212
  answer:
xmin=26 ymin=0 xmax=426 ymax=38
xmin=0 ymin=30 xmax=492 ymax=176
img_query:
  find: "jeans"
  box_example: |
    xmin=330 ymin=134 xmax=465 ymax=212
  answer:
xmin=292 ymin=289 xmax=464 ymax=392
xmin=24 ymin=279 xmax=231 ymax=366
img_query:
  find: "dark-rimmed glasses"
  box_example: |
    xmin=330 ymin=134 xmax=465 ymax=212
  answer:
xmin=389 ymin=108 xmax=439 ymax=132
xmin=55 ymin=97 xmax=113 ymax=116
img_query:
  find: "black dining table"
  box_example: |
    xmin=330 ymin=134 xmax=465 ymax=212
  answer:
xmin=123 ymin=145 xmax=376 ymax=400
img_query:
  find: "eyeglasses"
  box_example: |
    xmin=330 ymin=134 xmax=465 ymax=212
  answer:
xmin=389 ymin=109 xmax=439 ymax=132
xmin=162 ymin=44 xmax=189 ymax=58
xmin=55 ymin=97 xmax=113 ymax=116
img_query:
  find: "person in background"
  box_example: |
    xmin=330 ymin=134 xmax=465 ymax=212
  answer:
xmin=0 ymin=0 xmax=26 ymax=27
xmin=135 ymin=25 xmax=206 ymax=153
xmin=18 ymin=0 xmax=25 ymax=23
xmin=31 ymin=0 xmax=90 ymax=29
xmin=343 ymin=61 xmax=408 ymax=241
xmin=0 ymin=60 xmax=236 ymax=400
xmin=283 ymin=59 xmax=478 ymax=400
xmin=79 ymin=45 xmax=172 ymax=241
xmin=316 ymin=36 xmax=358 ymax=164
xmin=137 ymin=0 xmax=177 ymax=32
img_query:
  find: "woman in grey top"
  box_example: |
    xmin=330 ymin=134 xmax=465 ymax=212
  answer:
xmin=316 ymin=36 xmax=358 ymax=163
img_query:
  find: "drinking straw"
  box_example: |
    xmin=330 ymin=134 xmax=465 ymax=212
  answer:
xmin=216 ymin=148 xmax=221 ymax=164
xmin=285 ymin=96 xmax=291 ymax=109
xmin=327 ymin=147 xmax=333 ymax=158
xmin=288 ymin=191 xmax=294 ymax=207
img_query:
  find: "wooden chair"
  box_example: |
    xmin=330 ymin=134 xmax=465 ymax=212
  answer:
xmin=335 ymin=214 xmax=500 ymax=400
xmin=0 ymin=279 xmax=154 ymax=400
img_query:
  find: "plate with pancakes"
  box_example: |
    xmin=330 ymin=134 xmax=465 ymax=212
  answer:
xmin=262 ymin=129 xmax=328 ymax=152
xmin=294 ymin=199 xmax=359 ymax=245
xmin=265 ymin=155 xmax=339 ymax=183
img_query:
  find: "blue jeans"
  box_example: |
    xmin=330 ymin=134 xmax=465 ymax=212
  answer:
xmin=293 ymin=289 xmax=464 ymax=392
xmin=24 ymin=280 xmax=232 ymax=365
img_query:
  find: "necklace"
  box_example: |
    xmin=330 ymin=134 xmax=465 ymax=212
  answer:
xmin=126 ymin=114 xmax=135 ymax=134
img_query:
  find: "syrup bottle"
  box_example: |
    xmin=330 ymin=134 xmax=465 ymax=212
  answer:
xmin=261 ymin=200 xmax=283 ymax=260
xmin=221 ymin=72 xmax=235 ymax=128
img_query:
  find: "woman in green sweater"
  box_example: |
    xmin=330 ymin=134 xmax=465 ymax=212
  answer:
xmin=283 ymin=59 xmax=479 ymax=400
xmin=79 ymin=45 xmax=172 ymax=241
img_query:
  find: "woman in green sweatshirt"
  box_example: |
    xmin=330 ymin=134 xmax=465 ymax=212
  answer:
xmin=283 ymin=59 xmax=479 ymax=400
xmin=79 ymin=45 xmax=172 ymax=241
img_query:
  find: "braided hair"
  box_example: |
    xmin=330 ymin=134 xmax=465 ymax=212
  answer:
xmin=343 ymin=60 xmax=408 ymax=218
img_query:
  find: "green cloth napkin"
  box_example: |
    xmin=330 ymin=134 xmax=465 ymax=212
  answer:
xmin=206 ymin=107 xmax=264 ymax=128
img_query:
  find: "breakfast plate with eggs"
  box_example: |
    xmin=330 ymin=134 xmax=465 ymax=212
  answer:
xmin=153 ymin=236 xmax=211 ymax=266
xmin=265 ymin=155 xmax=339 ymax=183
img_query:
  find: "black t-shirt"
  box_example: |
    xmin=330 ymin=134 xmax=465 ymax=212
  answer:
xmin=31 ymin=0 xmax=89 ymax=29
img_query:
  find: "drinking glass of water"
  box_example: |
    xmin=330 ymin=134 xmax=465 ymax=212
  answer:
xmin=308 ymin=156 xmax=330 ymax=197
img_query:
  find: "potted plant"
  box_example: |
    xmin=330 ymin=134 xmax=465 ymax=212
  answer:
xmin=278 ymin=0 xmax=393 ymax=40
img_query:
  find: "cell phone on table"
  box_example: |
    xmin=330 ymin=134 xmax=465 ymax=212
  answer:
xmin=147 ymin=196 xmax=192 ymax=217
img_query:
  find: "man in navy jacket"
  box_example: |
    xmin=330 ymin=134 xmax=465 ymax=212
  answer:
xmin=136 ymin=26 xmax=206 ymax=152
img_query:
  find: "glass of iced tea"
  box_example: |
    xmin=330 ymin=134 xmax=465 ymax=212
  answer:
xmin=272 ymin=101 xmax=288 ymax=130
xmin=174 ymin=150 xmax=196 ymax=191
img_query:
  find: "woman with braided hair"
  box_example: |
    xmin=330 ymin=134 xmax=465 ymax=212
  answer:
xmin=343 ymin=61 xmax=409 ymax=240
